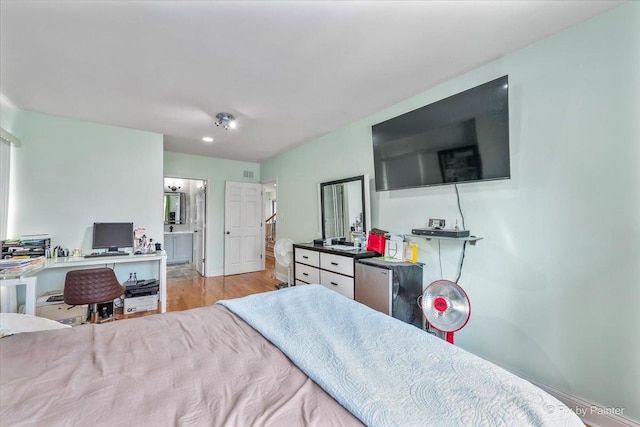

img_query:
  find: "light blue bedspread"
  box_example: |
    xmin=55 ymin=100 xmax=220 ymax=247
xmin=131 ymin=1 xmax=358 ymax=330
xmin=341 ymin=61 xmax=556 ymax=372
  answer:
xmin=218 ymin=285 xmax=583 ymax=427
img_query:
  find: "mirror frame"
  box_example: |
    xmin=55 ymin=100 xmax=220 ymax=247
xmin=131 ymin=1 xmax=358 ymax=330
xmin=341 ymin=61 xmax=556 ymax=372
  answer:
xmin=319 ymin=174 xmax=371 ymax=240
xmin=164 ymin=192 xmax=186 ymax=225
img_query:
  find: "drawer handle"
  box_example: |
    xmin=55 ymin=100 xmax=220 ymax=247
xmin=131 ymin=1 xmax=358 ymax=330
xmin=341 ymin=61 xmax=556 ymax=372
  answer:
xmin=330 ymin=281 xmax=338 ymax=286
xmin=331 ymin=262 xmax=339 ymax=266
xmin=303 ymin=273 xmax=309 ymax=276
xmin=303 ymin=255 xmax=309 ymax=259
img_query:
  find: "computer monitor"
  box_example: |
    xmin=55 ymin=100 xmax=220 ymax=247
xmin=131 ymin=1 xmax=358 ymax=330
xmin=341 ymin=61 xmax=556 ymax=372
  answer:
xmin=92 ymin=222 xmax=134 ymax=252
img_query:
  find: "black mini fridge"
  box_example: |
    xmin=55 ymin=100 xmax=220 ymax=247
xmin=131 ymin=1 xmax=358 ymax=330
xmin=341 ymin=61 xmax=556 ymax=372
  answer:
xmin=355 ymin=258 xmax=424 ymax=329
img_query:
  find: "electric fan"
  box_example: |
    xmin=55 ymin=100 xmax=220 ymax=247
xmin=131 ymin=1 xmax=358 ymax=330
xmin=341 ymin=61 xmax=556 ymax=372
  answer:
xmin=273 ymin=238 xmax=294 ymax=289
xmin=420 ymin=280 xmax=471 ymax=344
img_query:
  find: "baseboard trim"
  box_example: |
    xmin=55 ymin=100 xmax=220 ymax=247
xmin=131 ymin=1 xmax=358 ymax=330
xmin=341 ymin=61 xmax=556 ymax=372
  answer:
xmin=511 ymin=371 xmax=636 ymax=427
xmin=206 ymin=269 xmax=224 ymax=277
xmin=207 ymin=269 xmax=283 ymax=280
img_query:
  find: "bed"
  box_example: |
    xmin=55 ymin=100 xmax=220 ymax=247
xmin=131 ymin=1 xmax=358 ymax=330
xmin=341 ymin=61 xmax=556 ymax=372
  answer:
xmin=0 ymin=285 xmax=583 ymax=426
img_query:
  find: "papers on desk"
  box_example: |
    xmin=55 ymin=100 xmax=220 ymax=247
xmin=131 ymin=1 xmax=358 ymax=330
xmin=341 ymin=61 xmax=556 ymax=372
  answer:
xmin=373 ymin=256 xmax=406 ymax=262
xmin=0 ymin=256 xmax=45 ymax=275
xmin=2 ymin=235 xmax=51 ymax=260
xmin=325 ymin=245 xmax=358 ymax=251
xmin=20 ymin=234 xmax=51 ymax=242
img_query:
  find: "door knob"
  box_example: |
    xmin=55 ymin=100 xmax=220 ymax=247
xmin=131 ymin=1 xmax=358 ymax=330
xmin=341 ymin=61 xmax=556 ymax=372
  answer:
xmin=226 ymin=231 xmax=230 ymax=235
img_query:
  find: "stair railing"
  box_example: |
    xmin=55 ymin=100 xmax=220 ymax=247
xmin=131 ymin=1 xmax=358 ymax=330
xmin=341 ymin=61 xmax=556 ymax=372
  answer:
xmin=265 ymin=213 xmax=276 ymax=242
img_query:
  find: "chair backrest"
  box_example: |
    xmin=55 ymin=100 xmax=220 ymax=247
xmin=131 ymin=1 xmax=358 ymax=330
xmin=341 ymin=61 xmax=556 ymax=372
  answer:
xmin=64 ymin=268 xmax=125 ymax=306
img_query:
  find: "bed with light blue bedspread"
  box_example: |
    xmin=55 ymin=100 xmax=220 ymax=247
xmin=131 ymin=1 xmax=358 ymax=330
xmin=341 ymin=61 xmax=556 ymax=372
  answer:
xmin=218 ymin=285 xmax=583 ymax=427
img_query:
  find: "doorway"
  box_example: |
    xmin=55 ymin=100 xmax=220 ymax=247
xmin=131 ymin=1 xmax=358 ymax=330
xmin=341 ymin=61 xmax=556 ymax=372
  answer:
xmin=164 ymin=177 xmax=207 ymax=279
xmin=263 ymin=180 xmax=277 ymax=275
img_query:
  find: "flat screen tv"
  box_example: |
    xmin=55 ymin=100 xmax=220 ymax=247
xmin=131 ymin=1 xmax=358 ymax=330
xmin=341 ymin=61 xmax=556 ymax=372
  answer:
xmin=92 ymin=222 xmax=134 ymax=252
xmin=372 ymin=75 xmax=510 ymax=191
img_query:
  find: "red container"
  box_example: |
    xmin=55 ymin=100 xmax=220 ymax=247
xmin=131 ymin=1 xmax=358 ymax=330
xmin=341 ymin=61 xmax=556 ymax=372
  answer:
xmin=366 ymin=234 xmax=386 ymax=254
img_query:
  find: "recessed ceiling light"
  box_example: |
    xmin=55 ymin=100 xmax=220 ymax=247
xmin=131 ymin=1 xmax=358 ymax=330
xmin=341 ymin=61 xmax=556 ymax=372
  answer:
xmin=202 ymin=136 xmax=213 ymax=142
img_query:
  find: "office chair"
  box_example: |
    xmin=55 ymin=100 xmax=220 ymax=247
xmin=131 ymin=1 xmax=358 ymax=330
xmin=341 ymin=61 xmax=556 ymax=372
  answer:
xmin=64 ymin=268 xmax=125 ymax=323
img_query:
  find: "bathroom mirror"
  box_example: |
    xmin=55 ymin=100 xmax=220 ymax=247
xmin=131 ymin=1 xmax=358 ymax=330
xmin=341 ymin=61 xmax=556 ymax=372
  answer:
xmin=319 ymin=175 xmax=371 ymax=241
xmin=164 ymin=192 xmax=186 ymax=224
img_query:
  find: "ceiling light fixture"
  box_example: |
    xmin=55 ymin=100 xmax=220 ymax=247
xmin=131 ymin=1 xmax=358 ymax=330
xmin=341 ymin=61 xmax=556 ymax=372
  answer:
xmin=202 ymin=136 xmax=213 ymax=142
xmin=214 ymin=112 xmax=237 ymax=130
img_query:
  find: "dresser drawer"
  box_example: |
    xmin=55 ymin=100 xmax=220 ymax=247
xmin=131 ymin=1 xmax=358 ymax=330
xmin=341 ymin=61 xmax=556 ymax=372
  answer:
xmin=320 ymin=253 xmax=354 ymax=277
xmin=295 ymin=262 xmax=320 ymax=283
xmin=295 ymin=279 xmax=311 ymax=286
xmin=320 ymin=270 xmax=354 ymax=299
xmin=295 ymin=248 xmax=320 ymax=267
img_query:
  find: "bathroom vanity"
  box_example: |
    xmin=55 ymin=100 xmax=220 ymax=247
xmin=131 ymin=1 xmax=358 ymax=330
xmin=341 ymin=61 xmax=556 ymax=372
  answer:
xmin=293 ymin=243 xmax=377 ymax=299
xmin=164 ymin=232 xmax=193 ymax=265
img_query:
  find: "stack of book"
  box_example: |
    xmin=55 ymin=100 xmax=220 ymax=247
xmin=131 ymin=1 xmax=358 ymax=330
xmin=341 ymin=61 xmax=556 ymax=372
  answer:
xmin=0 ymin=256 xmax=45 ymax=275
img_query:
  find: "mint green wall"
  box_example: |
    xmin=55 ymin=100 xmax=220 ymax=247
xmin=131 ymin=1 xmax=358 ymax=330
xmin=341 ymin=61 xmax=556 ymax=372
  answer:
xmin=1 ymin=107 xmax=164 ymax=294
xmin=262 ymin=124 xmax=374 ymax=243
xmin=163 ymin=151 xmax=260 ymax=276
xmin=263 ymin=3 xmax=639 ymax=421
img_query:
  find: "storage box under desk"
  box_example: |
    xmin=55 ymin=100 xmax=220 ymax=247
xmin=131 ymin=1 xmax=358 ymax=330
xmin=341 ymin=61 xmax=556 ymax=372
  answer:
xmin=123 ymin=295 xmax=158 ymax=314
xmin=36 ymin=303 xmax=87 ymax=326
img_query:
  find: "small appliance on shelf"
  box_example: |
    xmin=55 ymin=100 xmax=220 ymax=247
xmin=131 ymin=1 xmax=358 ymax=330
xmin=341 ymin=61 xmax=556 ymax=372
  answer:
xmin=410 ymin=228 xmax=470 ymax=238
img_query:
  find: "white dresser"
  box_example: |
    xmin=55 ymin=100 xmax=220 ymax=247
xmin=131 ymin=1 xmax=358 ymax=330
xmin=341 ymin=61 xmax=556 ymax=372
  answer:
xmin=293 ymin=244 xmax=376 ymax=299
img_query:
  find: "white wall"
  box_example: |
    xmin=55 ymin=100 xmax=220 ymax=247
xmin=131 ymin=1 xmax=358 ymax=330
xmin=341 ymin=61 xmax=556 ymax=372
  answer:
xmin=163 ymin=151 xmax=260 ymax=276
xmin=1 ymin=107 xmax=164 ymax=296
xmin=262 ymin=3 xmax=639 ymax=421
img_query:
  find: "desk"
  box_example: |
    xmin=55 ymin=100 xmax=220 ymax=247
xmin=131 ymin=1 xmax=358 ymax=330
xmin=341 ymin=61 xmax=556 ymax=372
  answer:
xmin=0 ymin=265 xmax=44 ymax=315
xmin=1 ymin=252 xmax=167 ymax=316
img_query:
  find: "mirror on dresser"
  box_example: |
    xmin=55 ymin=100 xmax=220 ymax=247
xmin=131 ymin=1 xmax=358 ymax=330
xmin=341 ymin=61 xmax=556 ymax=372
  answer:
xmin=319 ymin=174 xmax=371 ymax=241
xmin=164 ymin=192 xmax=186 ymax=224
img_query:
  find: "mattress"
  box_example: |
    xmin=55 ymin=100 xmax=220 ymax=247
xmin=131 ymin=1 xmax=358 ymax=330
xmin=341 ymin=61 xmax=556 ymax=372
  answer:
xmin=1 ymin=285 xmax=584 ymax=426
xmin=0 ymin=304 xmax=362 ymax=426
xmin=220 ymin=285 xmax=584 ymax=427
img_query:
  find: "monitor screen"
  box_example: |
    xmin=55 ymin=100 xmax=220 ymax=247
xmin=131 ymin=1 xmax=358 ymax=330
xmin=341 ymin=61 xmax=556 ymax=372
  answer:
xmin=372 ymin=75 xmax=510 ymax=191
xmin=92 ymin=222 xmax=134 ymax=251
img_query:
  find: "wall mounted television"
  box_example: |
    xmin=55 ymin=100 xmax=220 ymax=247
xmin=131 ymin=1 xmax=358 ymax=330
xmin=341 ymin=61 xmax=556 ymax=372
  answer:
xmin=372 ymin=75 xmax=510 ymax=191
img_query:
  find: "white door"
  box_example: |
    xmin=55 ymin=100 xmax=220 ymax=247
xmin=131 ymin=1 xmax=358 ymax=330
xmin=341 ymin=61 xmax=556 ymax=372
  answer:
xmin=194 ymin=184 xmax=206 ymax=276
xmin=224 ymin=181 xmax=263 ymax=275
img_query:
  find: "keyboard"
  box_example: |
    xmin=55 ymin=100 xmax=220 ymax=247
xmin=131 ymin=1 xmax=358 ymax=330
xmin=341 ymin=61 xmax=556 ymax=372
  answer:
xmin=84 ymin=252 xmax=128 ymax=258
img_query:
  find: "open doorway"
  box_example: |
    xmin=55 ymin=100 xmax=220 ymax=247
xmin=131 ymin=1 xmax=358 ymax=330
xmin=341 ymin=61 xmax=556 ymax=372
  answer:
xmin=263 ymin=180 xmax=277 ymax=277
xmin=164 ymin=177 xmax=206 ymax=280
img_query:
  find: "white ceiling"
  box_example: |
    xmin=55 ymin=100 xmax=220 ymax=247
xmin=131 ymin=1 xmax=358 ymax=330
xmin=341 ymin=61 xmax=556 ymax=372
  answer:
xmin=0 ymin=0 xmax=623 ymax=163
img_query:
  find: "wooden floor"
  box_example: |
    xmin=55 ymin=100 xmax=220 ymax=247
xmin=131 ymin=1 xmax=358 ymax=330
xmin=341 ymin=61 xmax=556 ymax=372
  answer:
xmin=118 ymin=258 xmax=279 ymax=319
xmin=166 ymin=257 xmax=280 ymax=312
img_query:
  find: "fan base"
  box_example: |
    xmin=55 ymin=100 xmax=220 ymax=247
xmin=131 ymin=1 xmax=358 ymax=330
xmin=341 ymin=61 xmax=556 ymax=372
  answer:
xmin=275 ymin=282 xmax=290 ymax=290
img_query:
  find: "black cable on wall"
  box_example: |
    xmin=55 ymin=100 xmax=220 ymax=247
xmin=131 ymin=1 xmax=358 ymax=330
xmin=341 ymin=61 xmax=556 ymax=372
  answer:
xmin=454 ymin=184 xmax=466 ymax=283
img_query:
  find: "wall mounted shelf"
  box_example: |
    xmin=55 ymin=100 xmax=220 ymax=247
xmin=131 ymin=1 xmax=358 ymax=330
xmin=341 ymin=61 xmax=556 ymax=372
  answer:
xmin=404 ymin=234 xmax=483 ymax=246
